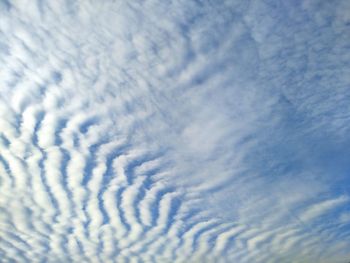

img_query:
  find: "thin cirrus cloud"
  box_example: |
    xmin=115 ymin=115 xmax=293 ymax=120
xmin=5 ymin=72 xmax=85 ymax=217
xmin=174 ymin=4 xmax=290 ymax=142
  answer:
xmin=0 ymin=0 xmax=350 ymax=262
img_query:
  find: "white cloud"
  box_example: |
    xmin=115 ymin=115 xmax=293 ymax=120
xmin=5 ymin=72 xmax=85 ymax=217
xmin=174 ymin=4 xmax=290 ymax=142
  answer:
xmin=300 ymin=195 xmax=349 ymax=222
xmin=0 ymin=0 xmax=350 ymax=262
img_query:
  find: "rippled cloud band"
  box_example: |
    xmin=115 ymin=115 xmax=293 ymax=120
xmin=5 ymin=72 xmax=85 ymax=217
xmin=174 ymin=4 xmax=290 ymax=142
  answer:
xmin=1 ymin=1 xmax=350 ymax=262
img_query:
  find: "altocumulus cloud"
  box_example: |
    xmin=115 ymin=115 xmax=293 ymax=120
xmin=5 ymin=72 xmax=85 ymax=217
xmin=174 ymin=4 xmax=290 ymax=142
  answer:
xmin=0 ymin=0 xmax=350 ymax=262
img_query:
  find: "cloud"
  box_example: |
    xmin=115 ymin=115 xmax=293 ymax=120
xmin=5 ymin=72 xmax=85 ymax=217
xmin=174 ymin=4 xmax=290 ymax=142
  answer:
xmin=300 ymin=195 xmax=350 ymax=222
xmin=0 ymin=0 xmax=350 ymax=262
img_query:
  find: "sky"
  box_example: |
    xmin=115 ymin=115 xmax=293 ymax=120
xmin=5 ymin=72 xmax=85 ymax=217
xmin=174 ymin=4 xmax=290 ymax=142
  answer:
xmin=0 ymin=0 xmax=350 ymax=262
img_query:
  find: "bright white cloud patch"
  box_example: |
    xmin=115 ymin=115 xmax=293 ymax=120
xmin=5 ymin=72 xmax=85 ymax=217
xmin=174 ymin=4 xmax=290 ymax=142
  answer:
xmin=0 ymin=1 xmax=350 ymax=262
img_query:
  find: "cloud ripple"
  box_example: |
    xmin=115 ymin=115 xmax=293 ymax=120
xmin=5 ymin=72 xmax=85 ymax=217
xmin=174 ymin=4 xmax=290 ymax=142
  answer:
xmin=0 ymin=1 xmax=350 ymax=262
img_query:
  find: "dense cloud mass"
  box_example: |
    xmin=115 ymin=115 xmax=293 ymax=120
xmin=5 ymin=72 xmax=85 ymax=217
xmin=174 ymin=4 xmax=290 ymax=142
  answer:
xmin=0 ymin=0 xmax=350 ymax=262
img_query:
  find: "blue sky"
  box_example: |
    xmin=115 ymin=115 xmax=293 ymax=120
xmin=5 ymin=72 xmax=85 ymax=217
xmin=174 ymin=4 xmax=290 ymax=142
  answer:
xmin=0 ymin=0 xmax=350 ymax=262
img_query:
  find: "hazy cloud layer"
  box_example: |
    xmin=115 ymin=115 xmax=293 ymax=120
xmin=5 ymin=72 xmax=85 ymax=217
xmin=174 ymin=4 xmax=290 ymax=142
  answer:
xmin=0 ymin=0 xmax=350 ymax=262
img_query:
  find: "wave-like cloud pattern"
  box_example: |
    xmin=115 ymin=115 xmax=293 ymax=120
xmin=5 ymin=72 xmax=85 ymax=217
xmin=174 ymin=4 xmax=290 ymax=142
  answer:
xmin=1 ymin=0 xmax=350 ymax=262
